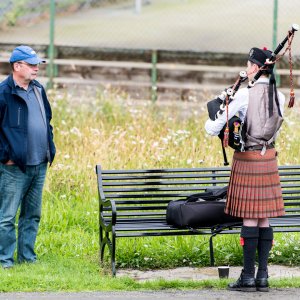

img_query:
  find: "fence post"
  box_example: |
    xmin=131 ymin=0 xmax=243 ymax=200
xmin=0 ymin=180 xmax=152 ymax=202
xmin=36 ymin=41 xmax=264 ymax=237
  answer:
xmin=272 ymin=0 xmax=280 ymax=85
xmin=135 ymin=0 xmax=142 ymax=14
xmin=151 ymin=50 xmax=158 ymax=102
xmin=47 ymin=0 xmax=56 ymax=89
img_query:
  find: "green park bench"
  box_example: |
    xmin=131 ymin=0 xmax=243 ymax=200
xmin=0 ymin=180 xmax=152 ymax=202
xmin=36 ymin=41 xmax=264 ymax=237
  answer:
xmin=96 ymin=164 xmax=300 ymax=276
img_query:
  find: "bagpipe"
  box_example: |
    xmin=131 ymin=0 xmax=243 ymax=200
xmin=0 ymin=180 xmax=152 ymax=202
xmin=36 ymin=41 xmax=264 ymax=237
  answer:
xmin=207 ymin=24 xmax=299 ymax=166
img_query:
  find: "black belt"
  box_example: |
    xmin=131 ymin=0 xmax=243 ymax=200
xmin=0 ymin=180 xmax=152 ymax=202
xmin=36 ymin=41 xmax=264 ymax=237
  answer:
xmin=245 ymin=144 xmax=275 ymax=151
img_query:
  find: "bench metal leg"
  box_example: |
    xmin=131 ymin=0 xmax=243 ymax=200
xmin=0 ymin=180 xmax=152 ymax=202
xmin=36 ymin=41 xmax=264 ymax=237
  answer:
xmin=111 ymin=228 xmax=116 ymax=276
xmin=100 ymin=238 xmax=106 ymax=263
xmin=100 ymin=226 xmax=105 ymax=262
xmin=209 ymin=234 xmax=216 ymax=266
xmin=99 ymin=227 xmax=117 ymax=276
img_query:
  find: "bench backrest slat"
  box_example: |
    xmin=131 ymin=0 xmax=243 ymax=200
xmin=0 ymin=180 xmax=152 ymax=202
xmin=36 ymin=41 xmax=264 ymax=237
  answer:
xmin=105 ymin=194 xmax=191 ymax=199
xmin=102 ymin=173 xmax=300 ymax=185
xmin=104 ymin=186 xmax=217 ymax=192
xmin=101 ymin=173 xmax=231 ymax=181
xmin=100 ymin=166 xmax=231 ymax=174
xmin=281 ymin=184 xmax=300 ymax=193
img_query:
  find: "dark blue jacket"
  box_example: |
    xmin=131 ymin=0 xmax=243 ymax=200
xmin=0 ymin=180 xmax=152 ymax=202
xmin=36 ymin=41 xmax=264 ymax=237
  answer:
xmin=0 ymin=74 xmax=56 ymax=171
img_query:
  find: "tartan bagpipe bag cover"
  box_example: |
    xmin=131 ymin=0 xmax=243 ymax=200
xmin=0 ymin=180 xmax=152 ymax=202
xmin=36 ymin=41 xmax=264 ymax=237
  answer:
xmin=166 ymin=186 xmax=242 ymax=228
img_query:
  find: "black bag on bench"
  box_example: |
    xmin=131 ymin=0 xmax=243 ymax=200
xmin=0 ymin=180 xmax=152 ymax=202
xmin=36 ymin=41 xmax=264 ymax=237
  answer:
xmin=166 ymin=186 xmax=242 ymax=228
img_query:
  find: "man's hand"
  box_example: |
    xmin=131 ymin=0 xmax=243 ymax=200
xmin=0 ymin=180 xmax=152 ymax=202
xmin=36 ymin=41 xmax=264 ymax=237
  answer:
xmin=5 ymin=160 xmax=15 ymax=165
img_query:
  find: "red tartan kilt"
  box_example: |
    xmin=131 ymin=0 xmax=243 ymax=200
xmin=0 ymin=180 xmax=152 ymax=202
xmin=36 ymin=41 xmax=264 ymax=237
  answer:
xmin=225 ymin=148 xmax=285 ymax=219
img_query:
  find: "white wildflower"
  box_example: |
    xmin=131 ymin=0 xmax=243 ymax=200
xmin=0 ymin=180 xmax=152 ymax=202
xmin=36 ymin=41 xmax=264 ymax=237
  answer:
xmin=90 ymin=128 xmax=101 ymax=136
xmin=70 ymin=127 xmax=82 ymax=137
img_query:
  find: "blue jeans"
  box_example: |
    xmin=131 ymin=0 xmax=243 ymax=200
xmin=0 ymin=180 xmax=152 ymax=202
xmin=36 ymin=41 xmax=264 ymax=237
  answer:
xmin=0 ymin=163 xmax=47 ymax=267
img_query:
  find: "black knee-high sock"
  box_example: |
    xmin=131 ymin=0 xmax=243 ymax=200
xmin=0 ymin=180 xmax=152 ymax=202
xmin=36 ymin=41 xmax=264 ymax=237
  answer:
xmin=257 ymin=227 xmax=273 ymax=279
xmin=241 ymin=226 xmax=259 ymax=278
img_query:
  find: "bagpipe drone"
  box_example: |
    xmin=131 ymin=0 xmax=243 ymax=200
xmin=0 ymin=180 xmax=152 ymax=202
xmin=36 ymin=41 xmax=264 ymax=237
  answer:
xmin=207 ymin=24 xmax=299 ymax=165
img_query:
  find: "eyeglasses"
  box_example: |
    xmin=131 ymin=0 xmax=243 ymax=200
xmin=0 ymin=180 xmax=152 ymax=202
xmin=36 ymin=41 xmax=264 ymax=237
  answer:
xmin=17 ymin=61 xmax=39 ymax=68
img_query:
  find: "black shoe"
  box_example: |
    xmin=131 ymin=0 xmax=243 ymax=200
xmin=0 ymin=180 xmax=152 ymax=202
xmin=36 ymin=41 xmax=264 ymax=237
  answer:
xmin=227 ymin=273 xmax=256 ymax=292
xmin=256 ymin=278 xmax=269 ymax=292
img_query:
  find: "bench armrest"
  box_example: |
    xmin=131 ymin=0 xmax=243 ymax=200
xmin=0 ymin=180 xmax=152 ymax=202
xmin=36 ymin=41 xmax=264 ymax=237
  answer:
xmin=99 ymin=198 xmax=117 ymax=232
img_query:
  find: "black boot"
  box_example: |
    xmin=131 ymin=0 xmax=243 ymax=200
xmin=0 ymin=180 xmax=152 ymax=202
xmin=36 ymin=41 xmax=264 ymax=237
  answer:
xmin=227 ymin=226 xmax=259 ymax=292
xmin=256 ymin=277 xmax=269 ymax=292
xmin=256 ymin=227 xmax=273 ymax=292
xmin=227 ymin=270 xmax=256 ymax=292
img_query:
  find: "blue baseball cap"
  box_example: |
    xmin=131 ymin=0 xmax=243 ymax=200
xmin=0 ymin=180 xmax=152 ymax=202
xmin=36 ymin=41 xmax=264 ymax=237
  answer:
xmin=9 ymin=45 xmax=46 ymax=64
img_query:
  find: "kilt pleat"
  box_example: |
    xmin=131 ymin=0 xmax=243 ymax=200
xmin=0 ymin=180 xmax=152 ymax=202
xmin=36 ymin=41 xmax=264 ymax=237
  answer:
xmin=225 ymin=148 xmax=285 ymax=219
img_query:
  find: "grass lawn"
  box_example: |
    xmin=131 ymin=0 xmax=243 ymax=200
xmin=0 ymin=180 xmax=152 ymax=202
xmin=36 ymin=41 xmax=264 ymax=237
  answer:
xmin=1 ymin=87 xmax=300 ymax=291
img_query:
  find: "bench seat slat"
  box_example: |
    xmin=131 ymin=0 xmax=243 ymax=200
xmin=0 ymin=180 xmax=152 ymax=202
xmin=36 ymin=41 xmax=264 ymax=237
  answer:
xmin=111 ymin=217 xmax=300 ymax=232
xmin=116 ymin=230 xmax=215 ymax=238
xmin=112 ymin=217 xmax=300 ymax=231
xmin=104 ymin=211 xmax=165 ymax=216
xmin=111 ymin=206 xmax=167 ymax=211
xmin=115 ymin=222 xmax=199 ymax=231
xmin=114 ymin=217 xmax=167 ymax=222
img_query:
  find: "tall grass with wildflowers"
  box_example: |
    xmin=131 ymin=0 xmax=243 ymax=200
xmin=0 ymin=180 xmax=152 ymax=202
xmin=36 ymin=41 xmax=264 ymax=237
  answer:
xmin=44 ymin=87 xmax=300 ymax=267
xmin=1 ymin=88 xmax=300 ymax=291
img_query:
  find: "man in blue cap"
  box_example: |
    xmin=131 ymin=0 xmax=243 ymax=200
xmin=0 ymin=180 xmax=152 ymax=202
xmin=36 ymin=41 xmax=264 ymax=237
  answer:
xmin=0 ymin=45 xmax=56 ymax=268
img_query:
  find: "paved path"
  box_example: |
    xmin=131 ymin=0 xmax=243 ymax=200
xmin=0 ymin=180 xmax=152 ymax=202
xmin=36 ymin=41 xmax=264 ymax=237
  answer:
xmin=1 ymin=265 xmax=300 ymax=300
xmin=0 ymin=289 xmax=300 ymax=300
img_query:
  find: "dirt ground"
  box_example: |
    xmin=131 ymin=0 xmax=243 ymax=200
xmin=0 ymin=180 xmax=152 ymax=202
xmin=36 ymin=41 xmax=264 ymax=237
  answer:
xmin=118 ymin=264 xmax=300 ymax=282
